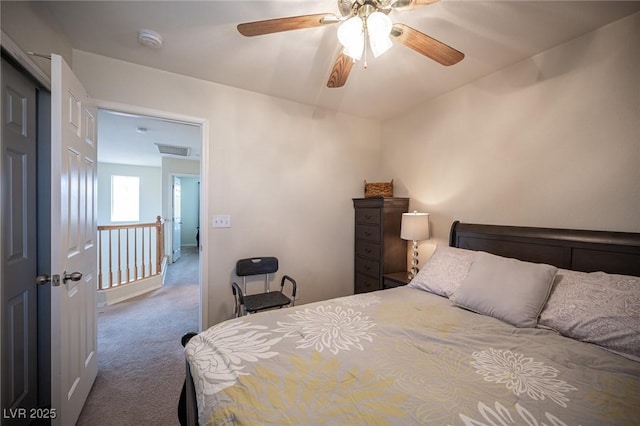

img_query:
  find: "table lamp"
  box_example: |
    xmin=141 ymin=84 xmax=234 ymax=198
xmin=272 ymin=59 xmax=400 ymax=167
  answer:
xmin=400 ymin=211 xmax=430 ymax=280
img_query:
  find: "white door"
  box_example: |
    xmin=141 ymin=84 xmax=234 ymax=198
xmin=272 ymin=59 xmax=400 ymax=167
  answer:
xmin=50 ymin=54 xmax=98 ymax=425
xmin=172 ymin=176 xmax=182 ymax=262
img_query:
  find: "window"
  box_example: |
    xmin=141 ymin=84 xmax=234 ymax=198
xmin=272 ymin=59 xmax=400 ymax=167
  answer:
xmin=111 ymin=175 xmax=140 ymax=222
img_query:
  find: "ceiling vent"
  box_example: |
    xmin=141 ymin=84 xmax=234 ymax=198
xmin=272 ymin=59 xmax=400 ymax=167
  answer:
xmin=155 ymin=143 xmax=190 ymax=157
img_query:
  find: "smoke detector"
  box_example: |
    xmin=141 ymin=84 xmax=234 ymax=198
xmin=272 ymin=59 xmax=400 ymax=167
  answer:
xmin=138 ymin=29 xmax=163 ymax=49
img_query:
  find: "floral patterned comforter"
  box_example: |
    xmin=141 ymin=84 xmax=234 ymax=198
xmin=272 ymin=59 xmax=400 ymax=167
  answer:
xmin=185 ymin=287 xmax=640 ymax=425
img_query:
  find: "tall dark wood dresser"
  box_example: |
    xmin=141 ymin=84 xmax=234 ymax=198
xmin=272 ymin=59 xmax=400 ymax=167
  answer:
xmin=352 ymin=197 xmax=409 ymax=293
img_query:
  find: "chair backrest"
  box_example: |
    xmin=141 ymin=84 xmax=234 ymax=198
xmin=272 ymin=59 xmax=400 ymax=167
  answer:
xmin=236 ymin=257 xmax=278 ymax=276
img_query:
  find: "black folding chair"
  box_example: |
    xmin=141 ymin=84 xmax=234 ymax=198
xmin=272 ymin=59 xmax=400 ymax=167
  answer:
xmin=231 ymin=257 xmax=297 ymax=317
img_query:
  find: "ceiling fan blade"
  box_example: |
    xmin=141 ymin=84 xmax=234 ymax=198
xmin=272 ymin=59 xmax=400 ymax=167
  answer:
xmin=327 ymin=51 xmax=354 ymax=88
xmin=391 ymin=23 xmax=464 ymax=66
xmin=238 ymin=13 xmax=339 ymax=37
xmin=392 ymin=0 xmax=439 ymax=12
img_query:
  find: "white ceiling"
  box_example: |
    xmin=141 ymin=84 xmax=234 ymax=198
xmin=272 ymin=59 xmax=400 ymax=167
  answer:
xmin=36 ymin=0 xmax=640 ymax=166
xmin=97 ymin=110 xmax=201 ymax=167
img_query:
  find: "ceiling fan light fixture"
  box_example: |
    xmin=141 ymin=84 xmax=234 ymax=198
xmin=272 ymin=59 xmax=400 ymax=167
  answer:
xmin=370 ymin=35 xmax=393 ymax=58
xmin=337 ymin=16 xmax=364 ymax=60
xmin=367 ymin=11 xmax=392 ymax=37
xmin=344 ymin=38 xmax=365 ymax=61
xmin=367 ymin=12 xmax=393 ymax=57
xmin=370 ymin=35 xmax=393 ymax=57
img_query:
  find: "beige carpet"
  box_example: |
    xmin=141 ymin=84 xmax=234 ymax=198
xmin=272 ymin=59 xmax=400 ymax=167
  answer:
xmin=77 ymin=247 xmax=200 ymax=426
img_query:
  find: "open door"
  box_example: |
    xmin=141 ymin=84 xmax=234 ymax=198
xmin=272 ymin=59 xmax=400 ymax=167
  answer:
xmin=50 ymin=54 xmax=98 ymax=425
xmin=172 ymin=175 xmax=182 ymax=262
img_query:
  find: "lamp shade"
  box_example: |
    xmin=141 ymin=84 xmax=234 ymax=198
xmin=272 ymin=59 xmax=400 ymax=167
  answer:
xmin=337 ymin=16 xmax=364 ymax=60
xmin=401 ymin=212 xmax=430 ymax=241
xmin=367 ymin=11 xmax=393 ymax=58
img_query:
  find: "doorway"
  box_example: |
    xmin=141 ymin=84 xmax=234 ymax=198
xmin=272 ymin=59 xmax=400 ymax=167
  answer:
xmin=95 ymin=108 xmax=204 ymax=321
xmin=172 ymin=174 xmax=200 ymax=263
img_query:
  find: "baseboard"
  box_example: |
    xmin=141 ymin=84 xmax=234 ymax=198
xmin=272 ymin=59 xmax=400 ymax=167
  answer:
xmin=97 ymin=275 xmax=163 ymax=307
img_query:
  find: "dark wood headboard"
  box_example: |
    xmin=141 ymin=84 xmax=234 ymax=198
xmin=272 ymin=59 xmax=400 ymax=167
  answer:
xmin=449 ymin=221 xmax=640 ymax=277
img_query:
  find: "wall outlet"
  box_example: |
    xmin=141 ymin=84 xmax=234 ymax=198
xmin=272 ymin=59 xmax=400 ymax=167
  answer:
xmin=212 ymin=215 xmax=231 ymax=228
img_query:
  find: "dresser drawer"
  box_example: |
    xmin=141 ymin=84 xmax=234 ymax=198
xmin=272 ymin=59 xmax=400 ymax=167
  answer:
xmin=355 ymin=224 xmax=381 ymax=242
xmin=355 ymin=208 xmax=381 ymax=225
xmin=355 ymin=257 xmax=380 ymax=278
xmin=355 ymin=239 xmax=380 ymax=260
xmin=355 ymin=273 xmax=380 ymax=293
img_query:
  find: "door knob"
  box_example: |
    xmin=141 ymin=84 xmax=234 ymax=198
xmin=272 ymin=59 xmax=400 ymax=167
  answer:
xmin=35 ymin=274 xmax=60 ymax=286
xmin=63 ymin=271 xmax=83 ymax=283
xmin=35 ymin=272 xmax=82 ymax=286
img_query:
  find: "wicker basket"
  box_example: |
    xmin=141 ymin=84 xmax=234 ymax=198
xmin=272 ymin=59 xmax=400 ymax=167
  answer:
xmin=364 ymin=180 xmax=393 ymax=198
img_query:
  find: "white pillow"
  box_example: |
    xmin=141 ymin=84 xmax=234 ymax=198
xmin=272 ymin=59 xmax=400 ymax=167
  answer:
xmin=538 ymin=269 xmax=640 ymax=360
xmin=408 ymin=245 xmax=476 ymax=297
xmin=450 ymin=252 xmax=557 ymax=328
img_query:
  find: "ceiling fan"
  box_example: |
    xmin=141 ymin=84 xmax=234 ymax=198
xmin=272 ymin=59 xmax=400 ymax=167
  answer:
xmin=237 ymin=0 xmax=464 ymax=88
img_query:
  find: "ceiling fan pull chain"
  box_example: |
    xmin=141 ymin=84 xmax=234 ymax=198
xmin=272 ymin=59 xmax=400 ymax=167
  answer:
xmin=363 ymin=19 xmax=369 ymax=69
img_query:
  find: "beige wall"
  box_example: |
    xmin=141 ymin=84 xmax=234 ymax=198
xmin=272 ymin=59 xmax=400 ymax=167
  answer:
xmin=1 ymin=1 xmax=73 ymax=78
xmin=72 ymin=50 xmax=382 ymax=325
xmin=381 ymin=12 xmax=640 ymax=265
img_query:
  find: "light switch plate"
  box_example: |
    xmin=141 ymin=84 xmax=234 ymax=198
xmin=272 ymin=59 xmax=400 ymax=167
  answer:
xmin=212 ymin=215 xmax=231 ymax=228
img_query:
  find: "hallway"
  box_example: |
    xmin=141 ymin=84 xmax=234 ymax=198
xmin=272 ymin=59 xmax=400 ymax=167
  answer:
xmin=77 ymin=247 xmax=200 ymax=425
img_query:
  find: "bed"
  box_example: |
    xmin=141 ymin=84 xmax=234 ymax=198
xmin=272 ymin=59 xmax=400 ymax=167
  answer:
xmin=183 ymin=221 xmax=640 ymax=425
